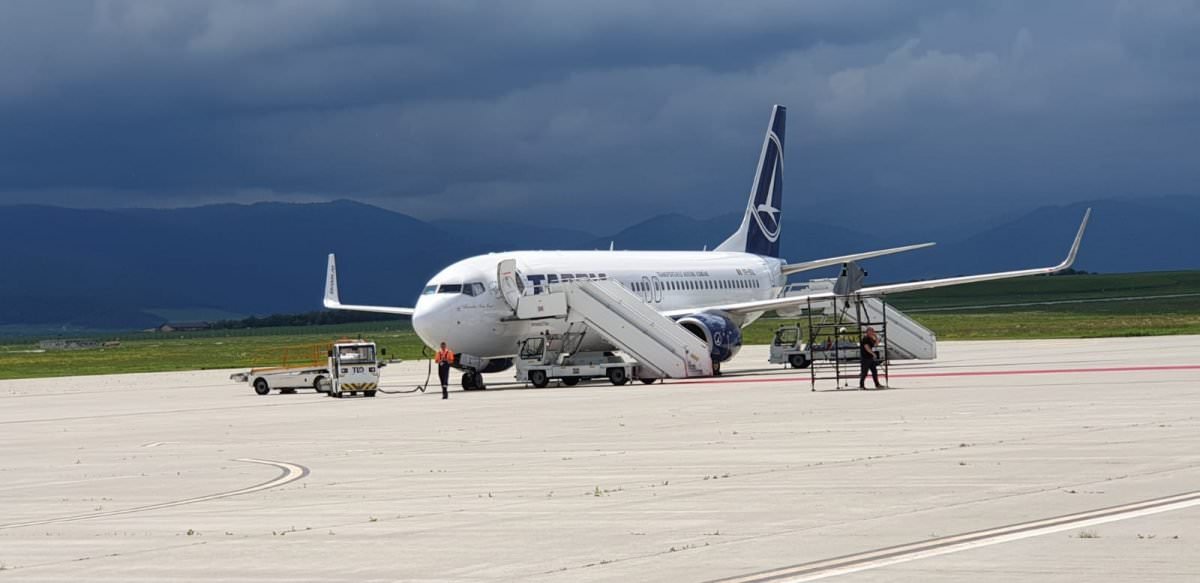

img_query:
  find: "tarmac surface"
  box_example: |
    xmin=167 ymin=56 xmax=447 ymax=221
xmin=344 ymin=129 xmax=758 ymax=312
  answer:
xmin=2 ymin=335 xmax=1199 ymax=582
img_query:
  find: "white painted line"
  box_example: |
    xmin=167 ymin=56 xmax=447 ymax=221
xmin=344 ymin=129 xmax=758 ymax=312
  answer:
xmin=715 ymin=489 xmax=1200 ymax=583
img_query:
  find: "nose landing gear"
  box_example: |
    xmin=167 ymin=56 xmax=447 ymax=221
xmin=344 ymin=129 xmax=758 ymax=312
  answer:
xmin=461 ymin=369 xmax=486 ymax=391
xmin=455 ymin=354 xmax=511 ymax=391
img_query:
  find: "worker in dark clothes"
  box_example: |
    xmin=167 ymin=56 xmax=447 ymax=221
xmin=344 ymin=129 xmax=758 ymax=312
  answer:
xmin=859 ymin=327 xmax=883 ymax=389
xmin=434 ymin=342 xmax=454 ymax=399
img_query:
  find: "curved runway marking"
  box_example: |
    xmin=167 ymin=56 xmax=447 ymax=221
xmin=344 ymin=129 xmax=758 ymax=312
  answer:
xmin=711 ymin=489 xmax=1200 ymax=583
xmin=0 ymin=458 xmax=308 ymax=530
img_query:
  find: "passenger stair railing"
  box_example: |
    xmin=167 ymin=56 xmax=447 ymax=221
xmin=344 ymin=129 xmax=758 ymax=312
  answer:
xmin=779 ymin=277 xmax=937 ymax=361
xmin=505 ymin=276 xmax=714 ymax=378
xmin=826 ymin=297 xmax=936 ymax=360
xmin=561 ymin=280 xmax=712 ymax=378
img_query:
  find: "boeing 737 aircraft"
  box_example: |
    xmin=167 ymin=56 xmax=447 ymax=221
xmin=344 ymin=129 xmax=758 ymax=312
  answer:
xmin=324 ymin=105 xmax=1090 ymax=389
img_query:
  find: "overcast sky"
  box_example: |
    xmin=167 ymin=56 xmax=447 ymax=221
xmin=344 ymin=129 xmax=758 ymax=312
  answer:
xmin=1 ymin=0 xmax=1198 ymax=229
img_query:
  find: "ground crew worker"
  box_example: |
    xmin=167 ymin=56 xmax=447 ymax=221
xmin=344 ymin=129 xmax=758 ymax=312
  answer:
xmin=859 ymin=327 xmax=883 ymax=389
xmin=434 ymin=342 xmax=454 ymax=399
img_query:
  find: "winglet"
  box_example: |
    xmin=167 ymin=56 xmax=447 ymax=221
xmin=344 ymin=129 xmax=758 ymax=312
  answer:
xmin=324 ymin=253 xmax=341 ymax=308
xmin=1055 ymin=208 xmax=1091 ymax=271
xmin=321 ymin=253 xmax=416 ymax=316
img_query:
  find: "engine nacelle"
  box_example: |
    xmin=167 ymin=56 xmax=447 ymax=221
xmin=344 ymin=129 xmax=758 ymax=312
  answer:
xmin=455 ymin=355 xmax=514 ymax=373
xmin=478 ymin=357 xmax=514 ymax=374
xmin=677 ymin=311 xmax=743 ymax=363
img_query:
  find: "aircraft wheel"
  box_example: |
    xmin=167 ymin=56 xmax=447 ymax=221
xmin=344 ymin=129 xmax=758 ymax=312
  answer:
xmin=529 ymin=370 xmax=549 ymax=388
xmin=789 ymin=354 xmax=809 ymax=369
xmin=561 ymin=376 xmax=580 ymax=387
xmin=641 ymin=378 xmax=657 ymax=385
xmin=607 ymin=367 xmax=628 ymax=386
xmin=462 ymin=371 xmax=485 ymax=391
xmin=253 ymin=378 xmax=270 ymax=396
xmin=712 ymin=361 xmax=722 ymax=376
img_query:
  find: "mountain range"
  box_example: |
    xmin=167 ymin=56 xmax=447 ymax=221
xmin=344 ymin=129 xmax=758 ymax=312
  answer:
xmin=3 ymin=196 xmax=1198 ymax=330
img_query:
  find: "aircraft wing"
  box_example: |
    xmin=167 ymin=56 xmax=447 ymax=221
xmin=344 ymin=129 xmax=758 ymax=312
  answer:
xmin=780 ymin=242 xmax=935 ymax=276
xmin=323 ymin=253 xmax=415 ymax=316
xmin=664 ymin=209 xmax=1090 ymax=318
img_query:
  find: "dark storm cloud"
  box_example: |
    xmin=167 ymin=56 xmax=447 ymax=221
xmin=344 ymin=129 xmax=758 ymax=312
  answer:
xmin=0 ymin=0 xmax=1198 ymax=226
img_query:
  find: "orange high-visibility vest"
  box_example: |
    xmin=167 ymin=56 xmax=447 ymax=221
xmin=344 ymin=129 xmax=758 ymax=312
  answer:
xmin=435 ymin=348 xmax=454 ymax=364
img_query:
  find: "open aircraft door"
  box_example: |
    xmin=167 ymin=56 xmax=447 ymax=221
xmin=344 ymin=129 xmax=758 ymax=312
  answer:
xmin=497 ymin=258 xmax=525 ymax=312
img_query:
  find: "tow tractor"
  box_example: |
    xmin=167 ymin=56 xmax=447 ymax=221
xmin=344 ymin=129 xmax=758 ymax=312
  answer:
xmin=514 ymin=331 xmax=648 ymax=388
xmin=230 ymin=339 xmax=386 ymax=398
xmin=768 ymin=324 xmax=879 ymax=369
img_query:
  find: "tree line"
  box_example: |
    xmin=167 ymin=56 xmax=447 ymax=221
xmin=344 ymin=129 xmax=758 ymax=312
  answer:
xmin=211 ymin=310 xmax=405 ymax=330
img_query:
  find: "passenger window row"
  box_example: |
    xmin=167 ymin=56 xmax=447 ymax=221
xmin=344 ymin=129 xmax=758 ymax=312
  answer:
xmin=628 ymin=279 xmax=759 ymax=292
xmin=424 ymin=277 xmax=759 ymax=297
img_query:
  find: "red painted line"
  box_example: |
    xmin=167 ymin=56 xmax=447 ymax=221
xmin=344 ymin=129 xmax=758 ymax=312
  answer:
xmin=672 ymin=364 xmax=1200 ymax=386
xmin=889 ymin=364 xmax=1200 ymax=379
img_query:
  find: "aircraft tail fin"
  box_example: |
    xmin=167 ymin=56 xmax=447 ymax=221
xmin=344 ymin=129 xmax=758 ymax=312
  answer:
xmin=716 ymin=104 xmax=786 ymax=257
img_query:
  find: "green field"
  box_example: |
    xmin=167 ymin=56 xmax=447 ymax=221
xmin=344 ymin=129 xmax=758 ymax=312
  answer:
xmin=3 ymin=271 xmax=1198 ymax=380
xmin=889 ymin=270 xmax=1200 ymax=312
xmin=0 ymin=322 xmax=427 ymax=381
xmin=749 ymin=271 xmax=1200 ymax=342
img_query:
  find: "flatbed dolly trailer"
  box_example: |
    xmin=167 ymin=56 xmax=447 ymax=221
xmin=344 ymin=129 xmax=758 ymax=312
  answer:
xmin=230 ymin=339 xmax=386 ymax=397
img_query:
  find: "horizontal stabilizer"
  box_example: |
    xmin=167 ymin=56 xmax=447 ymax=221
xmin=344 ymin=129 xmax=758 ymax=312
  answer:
xmin=780 ymin=242 xmax=935 ymax=276
xmin=323 ymin=253 xmax=415 ymax=316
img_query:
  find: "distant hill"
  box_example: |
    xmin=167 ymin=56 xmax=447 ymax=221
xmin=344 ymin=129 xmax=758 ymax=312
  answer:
xmin=2 ymin=196 xmax=1198 ymax=330
xmin=0 ymin=201 xmax=470 ymax=329
xmin=431 ymin=219 xmax=597 ymax=251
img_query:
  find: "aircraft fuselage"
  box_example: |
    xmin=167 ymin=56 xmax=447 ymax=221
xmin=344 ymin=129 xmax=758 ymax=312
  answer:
xmin=411 ymin=250 xmax=786 ymax=359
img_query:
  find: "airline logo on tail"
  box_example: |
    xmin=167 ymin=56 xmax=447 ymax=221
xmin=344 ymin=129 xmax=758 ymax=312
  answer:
xmin=746 ymin=105 xmax=785 ymax=256
xmin=753 ymin=130 xmax=783 ymax=243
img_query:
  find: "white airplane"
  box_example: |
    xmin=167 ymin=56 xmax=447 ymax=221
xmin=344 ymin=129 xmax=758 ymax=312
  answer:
xmin=324 ymin=105 xmax=1090 ymax=389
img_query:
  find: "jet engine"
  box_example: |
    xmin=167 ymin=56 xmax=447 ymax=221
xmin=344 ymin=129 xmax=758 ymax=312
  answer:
xmin=676 ymin=311 xmax=743 ymax=363
xmin=478 ymin=357 xmax=514 ymax=374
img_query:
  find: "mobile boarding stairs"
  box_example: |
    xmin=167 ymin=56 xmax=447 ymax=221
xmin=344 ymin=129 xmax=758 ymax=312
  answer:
xmin=497 ymin=259 xmax=712 ymax=383
xmin=775 ymin=271 xmax=937 ymax=361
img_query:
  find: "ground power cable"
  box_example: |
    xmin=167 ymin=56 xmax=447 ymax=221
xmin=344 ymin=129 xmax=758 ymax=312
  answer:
xmin=378 ymin=345 xmax=434 ymax=394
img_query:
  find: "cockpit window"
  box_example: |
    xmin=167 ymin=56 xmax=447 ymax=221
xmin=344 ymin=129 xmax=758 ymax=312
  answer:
xmin=421 ymin=285 xmax=437 ymax=295
xmin=463 ymin=282 xmax=486 ymax=297
xmin=437 ymin=283 xmax=463 ymax=294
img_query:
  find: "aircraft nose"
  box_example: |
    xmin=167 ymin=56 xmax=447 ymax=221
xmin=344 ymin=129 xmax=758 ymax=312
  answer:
xmin=411 ymin=301 xmax=437 ymax=348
